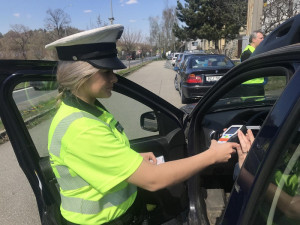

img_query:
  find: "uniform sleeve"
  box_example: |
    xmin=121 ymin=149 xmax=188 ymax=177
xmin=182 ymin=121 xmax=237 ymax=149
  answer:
xmin=240 ymin=50 xmax=252 ymax=62
xmin=62 ymin=119 xmax=143 ymax=193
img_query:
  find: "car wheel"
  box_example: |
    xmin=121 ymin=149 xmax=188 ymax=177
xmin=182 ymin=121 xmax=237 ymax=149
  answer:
xmin=180 ymin=87 xmax=189 ymax=104
xmin=174 ymin=75 xmax=179 ymax=91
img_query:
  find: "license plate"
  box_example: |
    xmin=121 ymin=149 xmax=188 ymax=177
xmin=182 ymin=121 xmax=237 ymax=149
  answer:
xmin=206 ymin=76 xmax=222 ymax=82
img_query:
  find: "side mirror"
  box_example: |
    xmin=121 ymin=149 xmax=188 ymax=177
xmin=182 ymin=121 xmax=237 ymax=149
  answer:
xmin=140 ymin=111 xmax=158 ymax=132
xmin=173 ymin=66 xmax=179 ymax=71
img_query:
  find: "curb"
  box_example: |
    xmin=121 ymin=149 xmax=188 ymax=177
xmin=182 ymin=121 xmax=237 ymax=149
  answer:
xmin=0 ymin=108 xmax=55 ymax=143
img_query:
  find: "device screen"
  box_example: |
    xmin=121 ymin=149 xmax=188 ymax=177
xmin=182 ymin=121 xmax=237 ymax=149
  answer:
xmin=226 ymin=127 xmax=239 ymax=134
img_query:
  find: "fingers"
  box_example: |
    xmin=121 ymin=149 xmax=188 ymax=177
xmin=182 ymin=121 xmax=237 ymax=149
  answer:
xmin=149 ymin=153 xmax=157 ymax=164
xmin=238 ymin=130 xmax=250 ymax=153
xmin=247 ymin=129 xmax=255 ymax=144
xmin=140 ymin=152 xmax=157 ymax=164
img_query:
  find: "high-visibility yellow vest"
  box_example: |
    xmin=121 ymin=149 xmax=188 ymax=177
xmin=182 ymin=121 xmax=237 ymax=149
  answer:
xmin=48 ymin=95 xmax=143 ymax=224
xmin=241 ymin=44 xmax=255 ymax=55
xmin=241 ymin=45 xmax=265 ymax=84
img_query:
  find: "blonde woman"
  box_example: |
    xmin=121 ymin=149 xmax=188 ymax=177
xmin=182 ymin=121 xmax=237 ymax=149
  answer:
xmin=47 ymin=25 xmax=239 ymax=225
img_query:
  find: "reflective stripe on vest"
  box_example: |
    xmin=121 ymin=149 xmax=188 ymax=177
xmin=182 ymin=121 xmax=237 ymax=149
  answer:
xmin=55 ymin=165 xmax=89 ymax=190
xmin=61 ymin=184 xmax=136 ymax=215
xmin=49 ymin=111 xmax=135 ymax=214
xmin=49 ymin=111 xmax=107 ymax=157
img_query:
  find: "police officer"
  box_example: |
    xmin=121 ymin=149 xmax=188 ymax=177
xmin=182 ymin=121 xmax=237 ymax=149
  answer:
xmin=240 ymin=30 xmax=264 ymax=62
xmin=47 ymin=24 xmax=240 ymax=225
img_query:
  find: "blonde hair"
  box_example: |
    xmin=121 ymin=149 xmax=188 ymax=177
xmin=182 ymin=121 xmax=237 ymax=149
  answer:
xmin=56 ymin=61 xmax=98 ymax=106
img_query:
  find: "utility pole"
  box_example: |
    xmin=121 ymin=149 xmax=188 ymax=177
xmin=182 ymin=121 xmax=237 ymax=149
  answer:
xmin=241 ymin=0 xmax=264 ymax=53
xmin=246 ymin=0 xmax=264 ymax=35
xmin=108 ymin=0 xmax=115 ymax=25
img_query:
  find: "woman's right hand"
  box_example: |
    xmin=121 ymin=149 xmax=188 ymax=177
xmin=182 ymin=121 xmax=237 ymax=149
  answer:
xmin=208 ymin=140 xmax=239 ymax=164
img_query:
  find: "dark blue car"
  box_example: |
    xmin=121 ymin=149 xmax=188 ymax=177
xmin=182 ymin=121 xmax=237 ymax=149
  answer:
xmin=0 ymin=15 xmax=300 ymax=225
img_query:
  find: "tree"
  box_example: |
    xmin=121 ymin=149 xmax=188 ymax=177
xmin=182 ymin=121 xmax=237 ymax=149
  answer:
xmin=5 ymin=24 xmax=33 ymax=59
xmin=173 ymin=0 xmax=247 ymax=50
xmin=148 ymin=4 xmax=179 ymax=55
xmin=262 ymin=0 xmax=300 ymax=34
xmin=119 ymin=28 xmax=142 ymax=56
xmin=161 ymin=6 xmax=178 ymax=52
xmin=149 ymin=16 xmax=161 ymax=53
xmin=44 ymin=8 xmax=71 ymax=39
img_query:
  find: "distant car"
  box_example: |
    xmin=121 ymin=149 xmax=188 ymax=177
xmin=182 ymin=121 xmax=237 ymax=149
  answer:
xmin=174 ymin=53 xmax=184 ymax=67
xmin=175 ymin=54 xmax=235 ymax=103
xmin=171 ymin=56 xmax=177 ymax=66
xmin=166 ymin=54 xmax=172 ymax=60
xmin=171 ymin=52 xmax=180 ymax=66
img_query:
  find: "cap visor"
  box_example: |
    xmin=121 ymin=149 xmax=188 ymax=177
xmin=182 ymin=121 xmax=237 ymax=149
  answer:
xmin=87 ymin=57 xmax=126 ymax=70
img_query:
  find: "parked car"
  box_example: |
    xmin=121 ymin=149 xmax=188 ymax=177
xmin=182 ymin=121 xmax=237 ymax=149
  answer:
xmin=174 ymin=53 xmax=184 ymax=67
xmin=0 ymin=15 xmax=300 ymax=225
xmin=174 ymin=53 xmax=193 ymax=91
xmin=171 ymin=56 xmax=177 ymax=66
xmin=175 ymin=54 xmax=235 ymax=103
xmin=171 ymin=52 xmax=180 ymax=66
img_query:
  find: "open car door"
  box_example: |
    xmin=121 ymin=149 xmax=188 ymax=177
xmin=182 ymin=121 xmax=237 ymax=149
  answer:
xmin=0 ymin=60 xmax=189 ymax=225
xmin=181 ymin=14 xmax=300 ymax=225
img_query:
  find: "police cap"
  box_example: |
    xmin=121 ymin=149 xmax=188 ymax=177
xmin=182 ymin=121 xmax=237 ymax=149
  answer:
xmin=45 ymin=24 xmax=126 ymax=70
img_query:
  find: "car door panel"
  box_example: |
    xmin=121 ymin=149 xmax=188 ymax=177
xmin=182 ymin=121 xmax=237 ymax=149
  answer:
xmin=184 ymin=45 xmax=300 ymax=225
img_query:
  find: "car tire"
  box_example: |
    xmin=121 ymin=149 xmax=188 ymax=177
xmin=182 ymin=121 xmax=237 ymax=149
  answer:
xmin=180 ymin=87 xmax=189 ymax=104
xmin=174 ymin=75 xmax=179 ymax=91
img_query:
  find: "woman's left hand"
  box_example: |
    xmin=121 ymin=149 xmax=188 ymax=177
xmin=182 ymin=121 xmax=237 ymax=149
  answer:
xmin=140 ymin=152 xmax=157 ymax=165
xmin=237 ymin=129 xmax=255 ymax=167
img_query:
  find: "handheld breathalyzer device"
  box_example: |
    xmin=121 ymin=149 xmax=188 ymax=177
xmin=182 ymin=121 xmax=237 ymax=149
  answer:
xmin=218 ymin=125 xmax=247 ymax=143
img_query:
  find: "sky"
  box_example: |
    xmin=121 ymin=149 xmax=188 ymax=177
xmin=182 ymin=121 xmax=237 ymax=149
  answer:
xmin=0 ymin=0 xmax=179 ymax=37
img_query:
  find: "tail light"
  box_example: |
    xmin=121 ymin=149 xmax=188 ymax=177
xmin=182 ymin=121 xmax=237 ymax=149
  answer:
xmin=186 ymin=74 xmax=203 ymax=83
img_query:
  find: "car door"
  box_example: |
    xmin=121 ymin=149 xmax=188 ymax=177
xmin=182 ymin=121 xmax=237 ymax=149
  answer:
xmin=222 ymin=53 xmax=300 ymax=225
xmin=0 ymin=60 xmax=189 ymax=225
xmin=182 ymin=44 xmax=300 ymax=225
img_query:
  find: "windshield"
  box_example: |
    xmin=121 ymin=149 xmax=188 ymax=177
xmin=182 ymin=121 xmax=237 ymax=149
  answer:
xmin=188 ymin=55 xmax=234 ymax=69
xmin=210 ymin=76 xmax=287 ymax=111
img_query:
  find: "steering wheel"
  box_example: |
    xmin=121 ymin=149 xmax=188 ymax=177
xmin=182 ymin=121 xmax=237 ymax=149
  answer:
xmin=246 ymin=110 xmax=269 ymax=126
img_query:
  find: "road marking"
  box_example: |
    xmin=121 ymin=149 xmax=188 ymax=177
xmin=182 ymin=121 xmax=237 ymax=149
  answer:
xmin=13 ymin=87 xmax=33 ymax=93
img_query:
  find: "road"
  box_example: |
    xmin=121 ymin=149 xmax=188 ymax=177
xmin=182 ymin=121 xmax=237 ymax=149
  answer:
xmin=0 ymin=60 xmax=183 ymax=224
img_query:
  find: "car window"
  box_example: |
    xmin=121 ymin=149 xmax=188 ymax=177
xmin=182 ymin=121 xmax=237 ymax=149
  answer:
xmin=210 ymin=75 xmax=287 ymax=112
xmin=249 ymin=126 xmax=300 ymax=225
xmin=189 ymin=55 xmax=234 ymax=68
xmin=12 ymin=81 xmax=159 ymax=158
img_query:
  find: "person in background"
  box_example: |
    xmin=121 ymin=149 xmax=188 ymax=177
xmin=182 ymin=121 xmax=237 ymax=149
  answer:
xmin=240 ymin=30 xmax=264 ymax=62
xmin=46 ymin=24 xmax=240 ymax=225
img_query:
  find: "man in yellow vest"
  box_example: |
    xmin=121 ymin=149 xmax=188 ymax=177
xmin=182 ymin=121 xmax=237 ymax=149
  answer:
xmin=240 ymin=30 xmax=264 ymax=62
xmin=239 ymin=30 xmax=266 ymax=99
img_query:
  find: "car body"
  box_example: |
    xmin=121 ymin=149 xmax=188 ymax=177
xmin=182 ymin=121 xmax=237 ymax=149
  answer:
xmin=174 ymin=53 xmax=193 ymax=91
xmin=1 ymin=15 xmax=300 ymax=225
xmin=171 ymin=56 xmax=177 ymax=66
xmin=174 ymin=53 xmax=184 ymax=67
xmin=175 ymin=54 xmax=235 ymax=103
xmin=171 ymin=52 xmax=180 ymax=66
